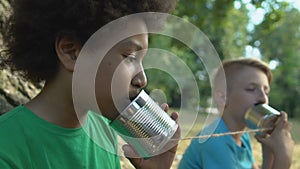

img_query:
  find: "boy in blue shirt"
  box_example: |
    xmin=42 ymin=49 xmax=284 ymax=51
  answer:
xmin=179 ymin=58 xmax=294 ymax=169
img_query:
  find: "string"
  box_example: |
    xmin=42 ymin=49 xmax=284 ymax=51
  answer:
xmin=177 ymin=128 xmax=272 ymax=141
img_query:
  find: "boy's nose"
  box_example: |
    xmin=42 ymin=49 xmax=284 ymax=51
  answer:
xmin=132 ymin=71 xmax=147 ymax=88
xmin=257 ymin=90 xmax=269 ymax=105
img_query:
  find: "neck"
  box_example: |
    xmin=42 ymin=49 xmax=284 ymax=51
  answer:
xmin=26 ymin=79 xmax=87 ymax=128
xmin=222 ymin=115 xmax=246 ymax=146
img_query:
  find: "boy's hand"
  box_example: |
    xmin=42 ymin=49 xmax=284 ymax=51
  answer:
xmin=122 ymin=103 xmax=181 ymax=169
xmin=256 ymin=112 xmax=294 ymax=169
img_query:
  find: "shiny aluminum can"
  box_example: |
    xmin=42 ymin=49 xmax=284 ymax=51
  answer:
xmin=245 ymin=104 xmax=280 ymax=134
xmin=110 ymin=90 xmax=178 ymax=158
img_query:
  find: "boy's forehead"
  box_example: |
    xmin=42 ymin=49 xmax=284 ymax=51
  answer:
xmin=118 ymin=34 xmax=148 ymax=47
xmin=122 ymin=17 xmax=148 ymax=32
xmin=108 ymin=34 xmax=148 ymax=55
xmin=227 ymin=66 xmax=269 ymax=84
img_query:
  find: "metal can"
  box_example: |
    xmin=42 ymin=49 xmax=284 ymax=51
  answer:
xmin=244 ymin=104 xmax=280 ymax=134
xmin=110 ymin=90 xmax=178 ymax=158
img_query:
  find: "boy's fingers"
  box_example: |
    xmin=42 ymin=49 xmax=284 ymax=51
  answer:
xmin=170 ymin=111 xmax=179 ymax=122
xmin=160 ymin=103 xmax=179 ymax=123
xmin=286 ymin=122 xmax=293 ymax=131
xmin=255 ymin=135 xmax=268 ymax=145
xmin=161 ymin=103 xmax=169 ymax=112
xmin=122 ymin=144 xmax=137 ymax=156
xmin=279 ymin=112 xmax=293 ymax=132
xmin=122 ymin=144 xmax=142 ymax=165
xmin=275 ymin=111 xmax=288 ymax=129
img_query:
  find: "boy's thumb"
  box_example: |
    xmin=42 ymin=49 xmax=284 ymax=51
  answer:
xmin=255 ymin=135 xmax=268 ymax=145
xmin=122 ymin=144 xmax=142 ymax=166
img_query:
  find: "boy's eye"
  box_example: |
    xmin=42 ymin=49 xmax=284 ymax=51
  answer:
xmin=245 ymin=87 xmax=270 ymax=96
xmin=123 ymin=54 xmax=137 ymax=62
xmin=245 ymin=88 xmax=255 ymax=92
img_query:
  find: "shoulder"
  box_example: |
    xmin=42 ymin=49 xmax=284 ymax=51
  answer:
xmin=0 ymin=105 xmax=25 ymax=135
xmin=183 ymin=119 xmax=230 ymax=153
xmin=85 ymin=111 xmax=119 ymax=152
xmin=0 ymin=106 xmax=28 ymax=160
xmin=87 ymin=111 xmax=116 ymax=137
xmin=195 ymin=118 xmax=229 ymax=146
xmin=179 ymin=119 xmax=236 ymax=169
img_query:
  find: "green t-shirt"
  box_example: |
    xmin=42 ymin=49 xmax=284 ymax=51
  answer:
xmin=0 ymin=105 xmax=121 ymax=169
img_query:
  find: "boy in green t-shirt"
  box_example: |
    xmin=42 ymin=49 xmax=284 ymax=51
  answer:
xmin=0 ymin=0 xmax=180 ymax=168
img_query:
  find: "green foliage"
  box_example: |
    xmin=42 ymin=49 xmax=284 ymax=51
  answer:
xmin=253 ymin=7 xmax=300 ymax=118
xmin=146 ymin=34 xmax=207 ymax=108
xmin=146 ymin=0 xmax=300 ymax=118
xmin=147 ymin=0 xmax=249 ymax=109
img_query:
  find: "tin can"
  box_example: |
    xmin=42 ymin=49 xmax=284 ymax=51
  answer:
xmin=110 ymin=90 xmax=178 ymax=158
xmin=244 ymin=104 xmax=280 ymax=134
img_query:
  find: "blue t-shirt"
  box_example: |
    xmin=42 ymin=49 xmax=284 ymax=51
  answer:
xmin=179 ymin=118 xmax=255 ymax=169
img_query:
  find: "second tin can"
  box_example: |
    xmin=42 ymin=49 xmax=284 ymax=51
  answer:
xmin=244 ymin=104 xmax=280 ymax=134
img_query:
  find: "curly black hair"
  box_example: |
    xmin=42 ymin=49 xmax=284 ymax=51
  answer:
xmin=1 ymin=0 xmax=176 ymax=83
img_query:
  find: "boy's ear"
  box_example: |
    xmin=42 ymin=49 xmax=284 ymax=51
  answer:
xmin=213 ymin=88 xmax=227 ymax=108
xmin=55 ymin=36 xmax=81 ymax=72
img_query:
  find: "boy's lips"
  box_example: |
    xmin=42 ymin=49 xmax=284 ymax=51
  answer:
xmin=254 ymin=101 xmax=266 ymax=106
xmin=129 ymin=90 xmax=141 ymax=101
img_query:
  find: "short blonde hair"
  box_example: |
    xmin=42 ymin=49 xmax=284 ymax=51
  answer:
xmin=213 ymin=58 xmax=272 ymax=92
